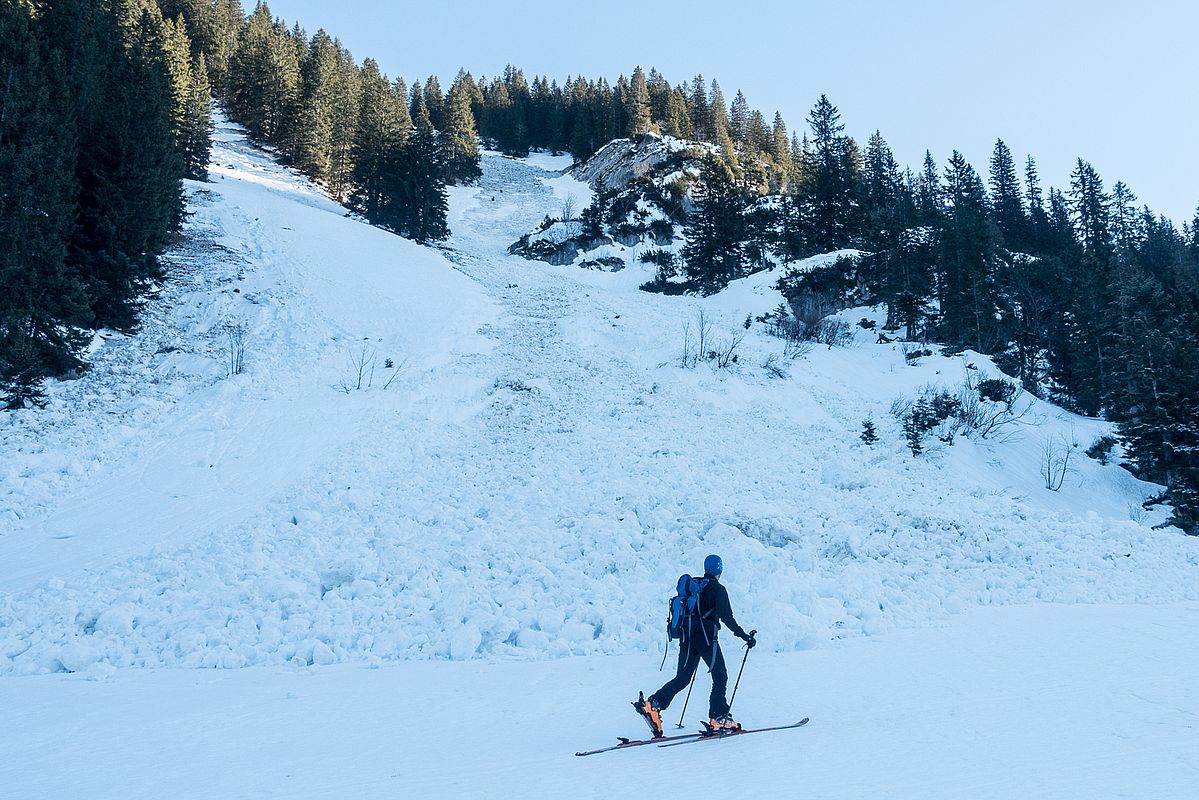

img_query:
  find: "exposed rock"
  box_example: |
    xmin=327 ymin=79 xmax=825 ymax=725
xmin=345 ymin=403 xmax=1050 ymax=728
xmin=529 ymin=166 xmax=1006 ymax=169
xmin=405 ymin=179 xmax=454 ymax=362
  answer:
xmin=578 ymin=256 xmax=626 ymax=271
xmin=571 ymin=135 xmax=684 ymax=192
xmin=510 ymin=134 xmax=711 ymax=268
xmin=507 ymin=221 xmax=613 ymax=266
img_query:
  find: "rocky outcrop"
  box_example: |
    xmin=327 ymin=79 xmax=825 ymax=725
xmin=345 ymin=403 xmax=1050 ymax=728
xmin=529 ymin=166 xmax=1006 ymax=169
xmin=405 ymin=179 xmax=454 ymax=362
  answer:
xmin=571 ymin=134 xmax=705 ymax=192
xmin=507 ymin=220 xmax=614 ymax=266
xmin=510 ymin=134 xmax=711 ymax=270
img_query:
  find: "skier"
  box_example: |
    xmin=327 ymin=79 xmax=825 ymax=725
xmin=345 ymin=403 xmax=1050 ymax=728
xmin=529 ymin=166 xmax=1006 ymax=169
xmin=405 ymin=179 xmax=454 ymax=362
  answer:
xmin=634 ymin=554 xmax=756 ymax=737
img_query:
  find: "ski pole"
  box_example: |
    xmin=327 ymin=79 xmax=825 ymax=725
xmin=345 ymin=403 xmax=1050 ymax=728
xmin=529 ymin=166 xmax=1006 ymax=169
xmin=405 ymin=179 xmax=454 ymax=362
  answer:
xmin=675 ymin=667 xmax=698 ymax=728
xmin=659 ymin=639 xmax=670 ymax=671
xmin=727 ymin=629 xmax=756 ymax=715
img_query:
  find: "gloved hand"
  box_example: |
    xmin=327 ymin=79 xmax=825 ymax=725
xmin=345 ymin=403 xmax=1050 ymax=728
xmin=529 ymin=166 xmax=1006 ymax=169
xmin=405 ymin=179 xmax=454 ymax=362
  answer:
xmin=743 ymin=629 xmax=757 ymax=649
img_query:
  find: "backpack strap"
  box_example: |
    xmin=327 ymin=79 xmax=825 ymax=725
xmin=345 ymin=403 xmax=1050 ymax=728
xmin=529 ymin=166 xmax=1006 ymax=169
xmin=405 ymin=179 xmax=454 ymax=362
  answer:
xmin=695 ymin=578 xmax=711 ymax=647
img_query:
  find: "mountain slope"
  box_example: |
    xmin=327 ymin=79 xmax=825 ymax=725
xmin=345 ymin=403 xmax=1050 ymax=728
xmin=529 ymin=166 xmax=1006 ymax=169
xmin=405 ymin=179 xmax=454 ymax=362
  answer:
xmin=3 ymin=121 xmax=1199 ymax=677
xmin=2 ymin=111 xmax=1199 ymax=800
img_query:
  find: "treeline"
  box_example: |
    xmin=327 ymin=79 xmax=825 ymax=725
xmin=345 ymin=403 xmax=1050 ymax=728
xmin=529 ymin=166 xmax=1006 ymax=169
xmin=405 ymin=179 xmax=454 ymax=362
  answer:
xmin=207 ymin=5 xmax=798 ymax=236
xmin=210 ymin=1 xmax=482 ymax=242
xmin=680 ymin=95 xmax=1199 ymax=530
xmin=1 ymin=0 xmax=212 ymax=407
xmin=468 ymin=64 xmax=793 ymax=193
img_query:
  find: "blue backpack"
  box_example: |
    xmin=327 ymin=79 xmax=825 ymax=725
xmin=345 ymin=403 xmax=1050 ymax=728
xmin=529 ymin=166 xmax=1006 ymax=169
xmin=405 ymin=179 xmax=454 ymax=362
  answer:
xmin=667 ymin=574 xmax=710 ymax=641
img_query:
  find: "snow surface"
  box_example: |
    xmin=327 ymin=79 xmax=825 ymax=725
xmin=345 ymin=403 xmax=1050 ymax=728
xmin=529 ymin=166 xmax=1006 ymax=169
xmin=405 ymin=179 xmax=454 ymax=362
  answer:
xmin=2 ymin=118 xmax=1198 ymax=798
xmin=1 ymin=603 xmax=1195 ymax=799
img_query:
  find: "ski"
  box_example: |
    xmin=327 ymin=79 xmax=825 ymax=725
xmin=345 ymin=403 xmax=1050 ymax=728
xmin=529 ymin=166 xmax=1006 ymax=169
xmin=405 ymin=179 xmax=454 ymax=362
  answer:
xmin=575 ymin=730 xmax=705 ymax=757
xmin=576 ymin=718 xmax=810 ymax=756
xmin=657 ymin=718 xmax=810 ymax=748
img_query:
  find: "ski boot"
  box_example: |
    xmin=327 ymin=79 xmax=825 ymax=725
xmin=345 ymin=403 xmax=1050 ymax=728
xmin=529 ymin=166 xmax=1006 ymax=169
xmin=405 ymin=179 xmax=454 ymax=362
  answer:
xmin=703 ymin=714 xmax=742 ymax=736
xmin=632 ymin=692 xmax=663 ymax=738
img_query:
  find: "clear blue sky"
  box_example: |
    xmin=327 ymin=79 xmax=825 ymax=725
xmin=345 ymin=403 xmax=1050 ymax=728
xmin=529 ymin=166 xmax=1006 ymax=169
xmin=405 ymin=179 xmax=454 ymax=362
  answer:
xmin=265 ymin=0 xmax=1198 ymax=225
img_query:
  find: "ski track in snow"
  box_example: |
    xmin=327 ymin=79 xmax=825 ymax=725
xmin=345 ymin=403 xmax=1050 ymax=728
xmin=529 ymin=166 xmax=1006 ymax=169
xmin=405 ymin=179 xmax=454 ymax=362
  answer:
xmin=2 ymin=123 xmax=1199 ymax=678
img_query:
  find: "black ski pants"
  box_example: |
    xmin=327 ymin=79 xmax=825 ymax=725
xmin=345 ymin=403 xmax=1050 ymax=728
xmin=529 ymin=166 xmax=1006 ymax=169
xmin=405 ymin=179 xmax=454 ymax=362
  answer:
xmin=650 ymin=633 xmax=729 ymax=719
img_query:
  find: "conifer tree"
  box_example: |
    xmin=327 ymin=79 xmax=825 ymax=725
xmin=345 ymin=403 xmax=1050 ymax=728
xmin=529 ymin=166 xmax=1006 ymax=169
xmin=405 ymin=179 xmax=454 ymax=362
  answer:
xmin=226 ymin=3 xmax=300 ymax=143
xmin=207 ymin=0 xmax=245 ymax=93
xmin=708 ymin=80 xmax=739 ymax=180
xmin=325 ymin=40 xmax=361 ymax=199
xmin=626 ymin=66 xmax=651 ymax=136
xmin=157 ymin=0 xmax=243 ymax=93
xmin=423 ymin=74 xmax=445 ymax=131
xmin=1057 ymin=159 xmax=1115 ymax=413
xmin=915 ymin=150 xmax=942 ymax=224
xmin=566 ymin=78 xmax=594 ymax=160
xmin=1109 ymin=181 xmax=1140 ymax=257
xmin=1107 ymin=271 xmax=1199 ymax=530
xmin=159 ymin=12 xmax=195 ymax=158
xmin=681 ymin=157 xmax=747 ymax=293
xmin=72 ymin=0 xmax=185 ymax=328
xmin=664 ymin=86 xmax=691 ymax=139
xmin=646 ymin=69 xmax=671 ymax=130
xmin=861 ymin=130 xmax=903 ymax=248
xmin=688 ymin=75 xmax=708 ymax=141
xmin=349 ymin=61 xmax=407 ymax=222
xmin=940 ymin=151 xmax=1000 ymax=352
xmin=861 ymin=418 xmax=879 ymax=445
xmin=797 ymin=94 xmax=861 ymax=251
xmin=183 ymin=52 xmax=213 ymax=179
xmin=502 ymin=65 xmax=531 ymax=156
xmin=745 ymin=110 xmax=769 ymax=155
xmin=1069 ymin=159 xmax=1113 ymax=260
xmin=441 ymin=72 xmax=482 ymax=184
xmin=1024 ymin=156 xmax=1050 ymax=253
xmin=392 ymin=92 xmax=449 ymax=242
xmin=292 ymin=30 xmax=342 ymax=181
xmin=729 ymin=90 xmax=749 ymax=144
xmin=486 ymin=75 xmax=529 ymax=157
xmin=988 ymin=139 xmax=1025 ymax=251
xmin=0 ymin=0 xmax=90 ymax=396
xmin=770 ymin=111 xmax=793 ymax=192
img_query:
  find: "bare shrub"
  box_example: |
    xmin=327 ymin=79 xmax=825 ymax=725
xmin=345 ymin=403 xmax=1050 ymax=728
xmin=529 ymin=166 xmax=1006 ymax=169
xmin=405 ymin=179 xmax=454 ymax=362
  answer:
xmin=680 ymin=309 xmax=714 ymax=368
xmin=679 ymin=309 xmax=741 ymax=370
xmin=708 ymin=329 xmax=744 ymax=368
xmin=1041 ymin=433 xmax=1075 ymax=491
xmin=338 ymin=345 xmax=405 ymax=392
xmin=901 ymin=343 xmax=934 ymax=365
xmin=223 ymin=320 xmax=248 ymax=376
xmin=958 ymin=373 xmax=1033 ymax=442
xmin=783 ymin=338 xmax=812 ymax=360
xmin=342 ymin=344 xmax=376 ymax=392
xmin=764 ymin=303 xmax=851 ymax=350
xmin=380 ymin=357 xmax=407 ymax=390
xmin=762 ymin=353 xmax=788 ymax=379
xmin=894 ymin=375 xmax=1036 ymax=455
xmin=811 ymin=317 xmax=853 ymax=349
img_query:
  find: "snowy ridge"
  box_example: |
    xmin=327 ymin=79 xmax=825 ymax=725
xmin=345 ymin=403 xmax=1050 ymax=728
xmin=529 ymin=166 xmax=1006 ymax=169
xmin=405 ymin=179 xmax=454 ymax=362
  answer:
xmin=2 ymin=122 xmax=1199 ymax=678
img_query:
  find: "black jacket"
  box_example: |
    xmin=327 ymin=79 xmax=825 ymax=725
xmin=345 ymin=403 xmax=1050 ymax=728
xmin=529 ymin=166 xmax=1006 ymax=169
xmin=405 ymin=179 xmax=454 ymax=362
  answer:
xmin=694 ymin=574 xmax=749 ymax=641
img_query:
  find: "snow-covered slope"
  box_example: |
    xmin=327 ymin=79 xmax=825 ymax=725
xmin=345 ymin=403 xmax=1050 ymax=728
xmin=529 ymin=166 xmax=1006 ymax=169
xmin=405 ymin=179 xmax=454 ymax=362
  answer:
xmin=3 ymin=120 xmax=1199 ymax=677
xmin=2 ymin=119 xmax=1198 ymax=799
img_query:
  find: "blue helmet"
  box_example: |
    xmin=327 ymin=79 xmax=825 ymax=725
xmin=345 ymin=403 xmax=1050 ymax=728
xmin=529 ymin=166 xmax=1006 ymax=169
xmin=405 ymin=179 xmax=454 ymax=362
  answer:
xmin=704 ymin=554 xmax=723 ymax=576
